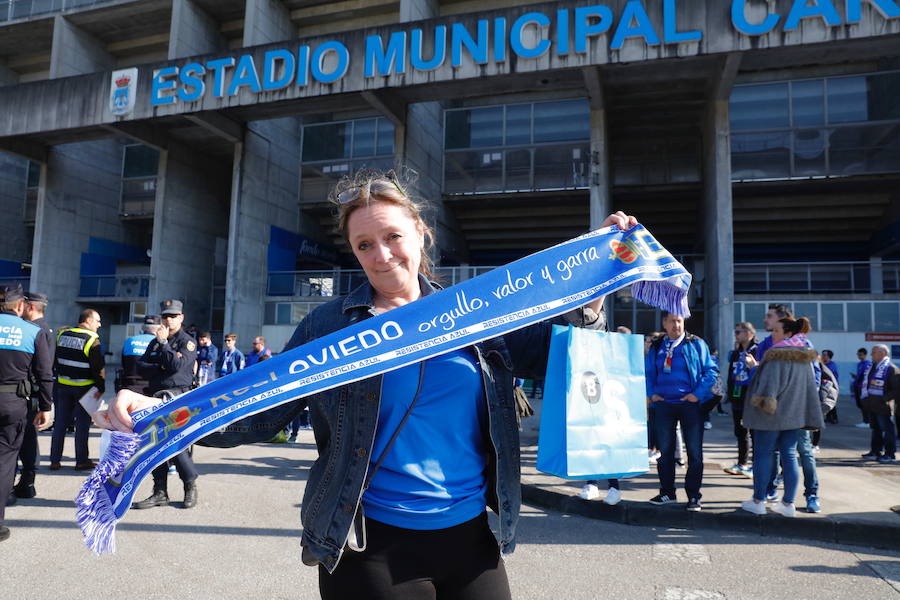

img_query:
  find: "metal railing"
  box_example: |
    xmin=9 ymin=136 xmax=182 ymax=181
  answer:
xmin=0 ymin=0 xmax=110 ymax=21
xmin=734 ymin=261 xmax=900 ymax=294
xmin=266 ymin=267 xmax=500 ymax=298
xmin=79 ymin=273 xmax=150 ymax=298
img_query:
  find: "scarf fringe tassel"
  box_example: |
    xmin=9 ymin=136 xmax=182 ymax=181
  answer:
xmin=75 ymin=432 xmax=141 ymax=555
xmin=630 ymin=279 xmax=690 ymax=317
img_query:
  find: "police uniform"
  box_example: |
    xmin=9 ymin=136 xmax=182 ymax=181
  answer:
xmin=0 ymin=285 xmax=53 ymax=540
xmin=51 ymin=314 xmax=105 ymax=469
xmin=134 ymin=299 xmax=199 ymax=509
xmin=119 ymin=315 xmax=159 ymax=394
xmin=13 ymin=292 xmax=53 ymax=500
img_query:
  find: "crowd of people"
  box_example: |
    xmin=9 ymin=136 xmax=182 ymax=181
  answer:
xmin=1 ymin=167 xmax=896 ymax=599
xmin=574 ymin=302 xmax=897 ymax=519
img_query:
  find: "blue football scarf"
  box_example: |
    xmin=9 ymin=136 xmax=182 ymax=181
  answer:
xmin=76 ymin=224 xmax=691 ymax=554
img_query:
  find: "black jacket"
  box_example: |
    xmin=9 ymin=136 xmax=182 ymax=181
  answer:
xmin=138 ymin=327 xmax=198 ymax=394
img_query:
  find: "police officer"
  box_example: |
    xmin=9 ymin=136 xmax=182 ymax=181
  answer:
xmin=133 ymin=299 xmax=200 ymax=509
xmin=11 ymin=292 xmax=53 ymax=501
xmin=50 ymin=308 xmax=104 ymax=470
xmin=119 ymin=315 xmax=160 ymax=394
xmin=0 ymin=285 xmax=53 ymax=542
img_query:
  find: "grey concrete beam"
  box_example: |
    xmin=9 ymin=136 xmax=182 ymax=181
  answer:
xmin=169 ymin=0 xmax=227 ymax=60
xmin=49 ymin=15 xmax=114 ymax=79
xmin=400 ymin=0 xmax=438 ymax=22
xmin=100 ymin=122 xmax=168 ymax=151
xmin=244 ymin=0 xmax=294 ymax=47
xmin=588 ymin=79 xmax=611 ymax=231
xmin=709 ymin=53 xmax=742 ymax=101
xmin=184 ymin=113 xmax=244 ymax=143
xmin=0 ymin=138 xmax=48 ymax=164
xmin=361 ymin=89 xmax=407 ymax=129
xmin=582 ymin=67 xmax=604 ymax=111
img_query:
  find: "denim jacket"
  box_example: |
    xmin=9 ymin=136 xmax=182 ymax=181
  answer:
xmin=200 ymin=275 xmax=604 ymax=572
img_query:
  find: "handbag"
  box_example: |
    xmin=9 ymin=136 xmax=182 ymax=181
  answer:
xmin=537 ymin=325 xmax=649 ymax=480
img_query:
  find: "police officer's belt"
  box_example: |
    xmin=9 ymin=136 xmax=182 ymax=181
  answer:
xmin=0 ymin=384 xmax=20 ymax=393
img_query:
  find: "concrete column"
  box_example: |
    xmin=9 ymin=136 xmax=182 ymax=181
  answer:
xmin=30 ymin=140 xmax=125 ymax=328
xmin=243 ymin=0 xmax=294 ymax=47
xmin=400 ymin=0 xmax=438 ymax=21
xmin=871 ymin=257 xmax=884 ymax=294
xmin=224 ymin=119 xmax=300 ymax=346
xmin=49 ymin=15 xmax=114 ymax=79
xmin=702 ymin=102 xmax=736 ymax=359
xmin=169 ymin=0 xmax=226 ymax=60
xmin=149 ymin=142 xmax=230 ymax=328
xmin=584 ymin=69 xmax=611 ymax=230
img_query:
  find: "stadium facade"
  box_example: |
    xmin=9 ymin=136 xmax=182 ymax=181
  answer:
xmin=0 ymin=0 xmax=898 ymax=385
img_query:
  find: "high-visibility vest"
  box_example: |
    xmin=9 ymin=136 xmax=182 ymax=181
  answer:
xmin=55 ymin=327 xmax=100 ymax=387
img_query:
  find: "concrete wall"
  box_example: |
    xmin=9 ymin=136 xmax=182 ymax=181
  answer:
xmin=0 ymin=152 xmax=31 ymax=264
xmin=150 ymin=141 xmax=230 ymax=329
xmin=48 ymin=15 xmax=114 ymax=79
xmin=225 ymin=117 xmax=300 ymax=348
xmin=30 ymin=139 xmax=125 ymax=329
xmin=244 ymin=0 xmax=294 ymax=47
xmin=169 ymin=0 xmax=226 ymax=60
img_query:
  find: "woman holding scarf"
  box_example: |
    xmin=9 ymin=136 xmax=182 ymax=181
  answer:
xmin=740 ymin=317 xmax=825 ymax=517
xmin=860 ymin=344 xmax=900 ymax=463
xmin=101 ymin=169 xmax=638 ymax=600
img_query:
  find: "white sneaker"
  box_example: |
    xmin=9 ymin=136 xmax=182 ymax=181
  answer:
xmin=770 ymin=501 xmax=796 ymax=517
xmin=812 ymin=446 xmax=820 ymax=455
xmin=578 ymin=483 xmax=601 ymax=501
xmin=603 ymin=487 xmax=622 ymax=505
xmin=741 ymin=499 xmax=767 ymax=515
xmin=703 ymin=421 xmax=712 ymax=430
xmin=649 ymin=450 xmax=661 ymax=463
xmin=855 ymin=422 xmax=870 ymax=428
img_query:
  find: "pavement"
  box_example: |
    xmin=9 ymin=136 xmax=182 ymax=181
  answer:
xmin=519 ymin=394 xmax=900 ymax=552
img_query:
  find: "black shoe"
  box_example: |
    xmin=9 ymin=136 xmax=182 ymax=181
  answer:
xmin=0 ymin=526 xmax=9 ymax=542
xmin=686 ymin=498 xmax=702 ymax=512
xmin=182 ymin=482 xmax=197 ymax=509
xmin=132 ymin=489 xmax=169 ymax=509
xmin=74 ymin=461 xmax=97 ymax=471
xmin=13 ymin=471 xmax=36 ymax=499
xmin=5 ymin=492 xmax=16 ymax=507
xmin=649 ymin=494 xmax=676 ymax=505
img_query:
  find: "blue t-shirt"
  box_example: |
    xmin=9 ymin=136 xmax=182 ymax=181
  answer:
xmin=362 ymin=347 xmax=488 ymax=530
xmin=654 ymin=339 xmax=693 ymax=402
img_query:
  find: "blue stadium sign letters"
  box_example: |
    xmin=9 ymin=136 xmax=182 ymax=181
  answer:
xmin=151 ymin=0 xmax=900 ymax=106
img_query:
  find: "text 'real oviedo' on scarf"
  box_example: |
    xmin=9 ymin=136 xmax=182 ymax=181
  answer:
xmin=862 ymin=356 xmax=892 ymax=398
xmin=76 ymin=224 xmax=691 ymax=554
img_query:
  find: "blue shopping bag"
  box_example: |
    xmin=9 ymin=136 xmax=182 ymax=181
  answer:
xmin=537 ymin=325 xmax=648 ymax=480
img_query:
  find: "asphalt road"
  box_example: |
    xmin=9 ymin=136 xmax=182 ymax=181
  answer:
xmin=3 ymin=430 xmax=899 ymax=600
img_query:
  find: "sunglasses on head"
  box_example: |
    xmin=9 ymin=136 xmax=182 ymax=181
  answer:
xmin=337 ymin=173 xmax=405 ymax=204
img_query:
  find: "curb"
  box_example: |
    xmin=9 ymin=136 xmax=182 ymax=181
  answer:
xmin=521 ymin=483 xmax=900 ymax=551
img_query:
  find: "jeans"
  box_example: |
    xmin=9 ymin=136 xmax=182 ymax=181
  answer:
xmin=752 ymin=429 xmax=800 ymax=504
xmin=870 ymin=413 xmax=896 ymax=458
xmin=652 ymin=401 xmax=705 ymax=500
xmin=796 ymin=429 xmax=819 ymax=497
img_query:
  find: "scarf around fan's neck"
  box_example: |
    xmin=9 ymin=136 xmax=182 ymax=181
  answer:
xmin=76 ymin=224 xmax=692 ymax=554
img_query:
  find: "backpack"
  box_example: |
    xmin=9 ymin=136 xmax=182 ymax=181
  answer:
xmin=818 ymin=362 xmax=839 ymax=416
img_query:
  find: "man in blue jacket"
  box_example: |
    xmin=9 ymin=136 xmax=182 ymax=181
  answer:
xmin=646 ymin=312 xmax=718 ymax=512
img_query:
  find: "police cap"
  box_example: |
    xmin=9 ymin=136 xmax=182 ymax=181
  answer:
xmin=144 ymin=314 xmax=161 ymax=325
xmin=160 ymin=299 xmax=183 ymax=315
xmin=24 ymin=291 xmax=48 ymax=305
xmin=0 ymin=284 xmax=24 ymax=303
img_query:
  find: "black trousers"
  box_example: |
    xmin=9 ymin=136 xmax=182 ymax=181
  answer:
xmin=150 ymin=447 xmax=198 ymax=489
xmin=17 ymin=405 xmax=37 ymax=472
xmin=731 ymin=408 xmax=751 ymax=465
xmin=0 ymin=392 xmax=27 ymax=526
xmin=319 ymin=513 xmax=512 ymax=600
xmin=49 ymin=385 xmax=92 ymax=464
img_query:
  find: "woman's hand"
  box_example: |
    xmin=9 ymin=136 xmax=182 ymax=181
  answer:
xmin=743 ymin=354 xmax=758 ymax=368
xmin=92 ymin=389 xmax=161 ymax=433
xmin=600 ymin=211 xmax=638 ymax=231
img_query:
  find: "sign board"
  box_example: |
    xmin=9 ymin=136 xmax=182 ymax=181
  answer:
xmin=865 ymin=332 xmax=900 ymax=342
